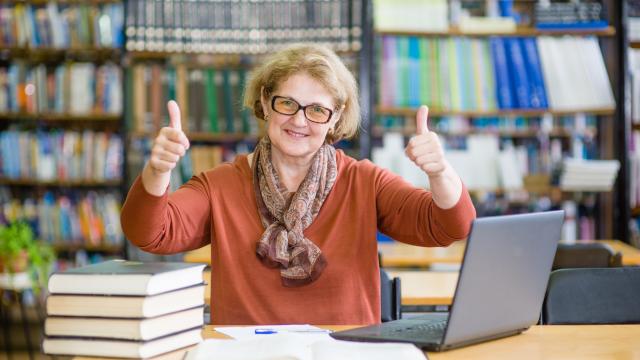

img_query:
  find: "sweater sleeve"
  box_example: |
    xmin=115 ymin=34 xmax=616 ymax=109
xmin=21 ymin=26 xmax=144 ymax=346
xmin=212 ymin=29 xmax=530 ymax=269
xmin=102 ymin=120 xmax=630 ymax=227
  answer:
xmin=120 ymin=175 xmax=212 ymax=254
xmin=373 ymin=163 xmax=476 ymax=247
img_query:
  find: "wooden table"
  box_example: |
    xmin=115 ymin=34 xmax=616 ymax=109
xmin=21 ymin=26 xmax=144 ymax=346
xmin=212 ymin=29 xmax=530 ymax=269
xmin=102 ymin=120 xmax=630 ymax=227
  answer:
xmin=379 ymin=239 xmax=640 ymax=268
xmin=184 ymin=240 xmax=640 ymax=267
xmin=387 ymin=270 xmax=458 ymax=306
xmin=203 ymin=324 xmax=640 ymax=359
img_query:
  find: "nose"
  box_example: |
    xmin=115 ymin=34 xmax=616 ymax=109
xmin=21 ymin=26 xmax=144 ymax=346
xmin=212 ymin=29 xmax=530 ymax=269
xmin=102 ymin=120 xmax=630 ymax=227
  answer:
xmin=290 ymin=108 xmax=308 ymax=127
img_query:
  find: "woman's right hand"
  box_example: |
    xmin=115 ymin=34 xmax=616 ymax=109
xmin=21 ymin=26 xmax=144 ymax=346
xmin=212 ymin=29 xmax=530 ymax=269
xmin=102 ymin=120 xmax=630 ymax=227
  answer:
xmin=141 ymin=100 xmax=190 ymax=196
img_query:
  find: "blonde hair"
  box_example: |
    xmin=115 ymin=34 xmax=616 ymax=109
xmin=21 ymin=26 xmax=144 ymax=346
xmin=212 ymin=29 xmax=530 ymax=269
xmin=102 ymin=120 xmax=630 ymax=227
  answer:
xmin=243 ymin=44 xmax=360 ymax=144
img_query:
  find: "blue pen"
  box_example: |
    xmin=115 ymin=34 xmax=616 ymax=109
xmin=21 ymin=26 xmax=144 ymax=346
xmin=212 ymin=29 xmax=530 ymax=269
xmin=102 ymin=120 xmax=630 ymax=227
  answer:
xmin=255 ymin=328 xmax=278 ymax=334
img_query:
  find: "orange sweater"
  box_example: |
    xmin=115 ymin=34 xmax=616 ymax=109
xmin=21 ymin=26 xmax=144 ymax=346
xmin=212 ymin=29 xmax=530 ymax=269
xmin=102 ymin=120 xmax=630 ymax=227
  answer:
xmin=121 ymin=150 xmax=476 ymax=325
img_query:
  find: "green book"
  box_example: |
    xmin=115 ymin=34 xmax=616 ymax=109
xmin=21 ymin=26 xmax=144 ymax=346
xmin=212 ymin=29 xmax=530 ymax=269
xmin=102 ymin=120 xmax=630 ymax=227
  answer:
xmin=222 ymin=69 xmax=234 ymax=133
xmin=124 ymin=67 xmax=134 ymax=131
xmin=204 ymin=68 xmax=219 ymax=133
xmin=238 ymin=69 xmax=250 ymax=134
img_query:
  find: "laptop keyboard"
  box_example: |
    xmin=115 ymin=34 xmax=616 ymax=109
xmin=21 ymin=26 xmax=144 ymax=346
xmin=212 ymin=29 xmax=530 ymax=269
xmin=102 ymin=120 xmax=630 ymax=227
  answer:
xmin=387 ymin=320 xmax=447 ymax=335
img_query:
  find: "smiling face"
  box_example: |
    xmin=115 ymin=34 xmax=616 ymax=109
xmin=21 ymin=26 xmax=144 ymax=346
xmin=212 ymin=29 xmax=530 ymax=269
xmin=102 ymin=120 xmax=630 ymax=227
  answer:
xmin=261 ymin=72 xmax=340 ymax=164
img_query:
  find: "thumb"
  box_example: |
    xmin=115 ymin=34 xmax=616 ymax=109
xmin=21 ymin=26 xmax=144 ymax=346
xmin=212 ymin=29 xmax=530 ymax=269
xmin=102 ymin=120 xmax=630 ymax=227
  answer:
xmin=416 ymin=105 xmax=429 ymax=135
xmin=167 ymin=100 xmax=182 ymax=132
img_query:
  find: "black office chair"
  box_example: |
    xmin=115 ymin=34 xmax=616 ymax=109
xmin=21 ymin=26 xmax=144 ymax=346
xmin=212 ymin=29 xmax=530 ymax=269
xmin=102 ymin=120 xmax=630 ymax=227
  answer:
xmin=380 ymin=268 xmax=401 ymax=322
xmin=542 ymin=268 xmax=640 ymax=324
xmin=552 ymin=242 xmax=622 ymax=270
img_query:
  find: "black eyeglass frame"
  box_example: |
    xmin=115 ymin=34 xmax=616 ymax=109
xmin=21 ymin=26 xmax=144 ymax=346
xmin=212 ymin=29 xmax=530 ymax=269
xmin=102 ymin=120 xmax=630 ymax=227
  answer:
xmin=270 ymin=95 xmax=334 ymax=124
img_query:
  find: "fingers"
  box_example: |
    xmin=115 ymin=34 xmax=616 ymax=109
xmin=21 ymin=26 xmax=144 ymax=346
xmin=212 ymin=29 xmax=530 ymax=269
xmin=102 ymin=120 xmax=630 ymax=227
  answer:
xmin=405 ymin=133 xmax=440 ymax=160
xmin=416 ymin=105 xmax=429 ymax=135
xmin=167 ymin=100 xmax=182 ymax=132
xmin=160 ymin=126 xmax=190 ymax=150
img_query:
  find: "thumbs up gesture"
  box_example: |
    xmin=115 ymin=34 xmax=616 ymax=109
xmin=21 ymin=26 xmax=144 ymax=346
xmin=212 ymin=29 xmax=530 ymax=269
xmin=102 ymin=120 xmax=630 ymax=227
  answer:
xmin=404 ymin=105 xmax=448 ymax=178
xmin=148 ymin=100 xmax=191 ymax=175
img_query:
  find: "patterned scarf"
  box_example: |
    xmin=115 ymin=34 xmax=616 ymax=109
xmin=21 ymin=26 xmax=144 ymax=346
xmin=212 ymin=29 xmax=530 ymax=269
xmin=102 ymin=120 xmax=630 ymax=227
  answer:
xmin=252 ymin=136 xmax=337 ymax=287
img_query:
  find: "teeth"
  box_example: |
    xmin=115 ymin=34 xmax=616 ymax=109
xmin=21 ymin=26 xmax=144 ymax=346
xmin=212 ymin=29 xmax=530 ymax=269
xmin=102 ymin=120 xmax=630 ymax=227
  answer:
xmin=287 ymin=130 xmax=306 ymax=137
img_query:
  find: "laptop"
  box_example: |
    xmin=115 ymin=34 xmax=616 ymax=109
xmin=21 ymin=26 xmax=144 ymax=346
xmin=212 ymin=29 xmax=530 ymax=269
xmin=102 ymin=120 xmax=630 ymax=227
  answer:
xmin=330 ymin=210 xmax=564 ymax=351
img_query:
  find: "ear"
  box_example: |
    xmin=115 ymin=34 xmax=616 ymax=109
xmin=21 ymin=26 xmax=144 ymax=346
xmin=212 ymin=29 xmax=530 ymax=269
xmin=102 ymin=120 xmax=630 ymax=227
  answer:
xmin=260 ymin=86 xmax=270 ymax=119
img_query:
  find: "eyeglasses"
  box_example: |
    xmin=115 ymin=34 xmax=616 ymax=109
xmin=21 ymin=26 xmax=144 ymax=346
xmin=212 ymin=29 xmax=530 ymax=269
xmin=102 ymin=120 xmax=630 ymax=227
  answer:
xmin=270 ymin=96 xmax=334 ymax=124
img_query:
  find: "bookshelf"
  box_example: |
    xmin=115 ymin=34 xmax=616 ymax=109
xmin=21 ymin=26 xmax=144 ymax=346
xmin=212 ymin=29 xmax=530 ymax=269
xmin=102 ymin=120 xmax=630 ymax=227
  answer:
xmin=0 ymin=0 xmax=127 ymax=266
xmin=370 ymin=0 xmax=624 ymax=241
xmin=625 ymin=0 xmax=640 ymax=245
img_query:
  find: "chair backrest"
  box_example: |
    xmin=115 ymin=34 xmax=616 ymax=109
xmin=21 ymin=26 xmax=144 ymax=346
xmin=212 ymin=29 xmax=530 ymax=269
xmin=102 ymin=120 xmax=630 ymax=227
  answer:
xmin=380 ymin=268 xmax=401 ymax=322
xmin=552 ymin=242 xmax=622 ymax=270
xmin=542 ymin=268 xmax=640 ymax=324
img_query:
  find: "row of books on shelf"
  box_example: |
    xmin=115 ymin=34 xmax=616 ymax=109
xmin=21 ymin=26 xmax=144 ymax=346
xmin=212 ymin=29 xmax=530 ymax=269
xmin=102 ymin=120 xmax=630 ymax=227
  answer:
xmin=0 ymin=188 xmax=124 ymax=247
xmin=0 ymin=130 xmax=123 ymax=182
xmin=373 ymin=129 xmax=599 ymax=192
xmin=128 ymin=64 xmax=261 ymax=135
xmin=43 ymin=260 xmax=206 ymax=358
xmin=0 ymin=2 xmax=124 ymax=49
xmin=533 ymin=2 xmax=608 ymax=30
xmin=0 ymin=62 xmax=123 ymax=116
xmin=375 ymin=114 xmax=598 ymax=137
xmin=378 ymin=35 xmax=615 ymax=112
xmin=374 ymin=0 xmax=608 ymax=33
xmin=125 ymin=0 xmax=362 ymax=54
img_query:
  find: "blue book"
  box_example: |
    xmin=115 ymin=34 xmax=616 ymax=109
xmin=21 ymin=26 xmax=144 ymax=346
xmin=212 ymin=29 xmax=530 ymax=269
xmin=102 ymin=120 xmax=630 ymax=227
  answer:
xmin=489 ymin=37 xmax=514 ymax=110
xmin=407 ymin=37 xmax=421 ymax=107
xmin=536 ymin=21 xmax=609 ymax=31
xmin=521 ymin=37 xmax=548 ymax=109
xmin=505 ymin=37 xmax=531 ymax=109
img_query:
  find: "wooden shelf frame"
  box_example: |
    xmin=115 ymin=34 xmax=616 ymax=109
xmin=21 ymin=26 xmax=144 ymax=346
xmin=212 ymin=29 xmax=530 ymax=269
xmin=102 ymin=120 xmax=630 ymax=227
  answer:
xmin=375 ymin=26 xmax=616 ymax=38
xmin=128 ymin=131 xmax=259 ymax=142
xmin=0 ymin=179 xmax=122 ymax=187
xmin=376 ymin=106 xmax=617 ymax=118
xmin=371 ymin=127 xmax=575 ymax=139
xmin=0 ymin=112 xmax=122 ymax=123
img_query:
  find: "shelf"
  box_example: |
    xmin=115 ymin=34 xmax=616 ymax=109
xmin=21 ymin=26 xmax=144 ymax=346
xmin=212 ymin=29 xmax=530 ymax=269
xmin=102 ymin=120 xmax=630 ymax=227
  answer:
xmin=375 ymin=26 xmax=616 ymax=38
xmin=5 ymin=0 xmax=120 ymax=4
xmin=375 ymin=106 xmax=616 ymax=118
xmin=0 ymin=112 xmax=121 ymax=123
xmin=51 ymin=243 xmax=123 ymax=253
xmin=633 ymin=124 xmax=640 ymax=131
xmin=129 ymin=131 xmax=258 ymax=142
xmin=0 ymin=47 xmax=121 ymax=61
xmin=372 ymin=127 xmax=573 ymax=139
xmin=630 ymin=42 xmax=640 ymax=49
xmin=633 ymin=207 xmax=640 ymax=217
xmin=0 ymin=179 xmax=122 ymax=187
xmin=127 ymin=48 xmax=358 ymax=62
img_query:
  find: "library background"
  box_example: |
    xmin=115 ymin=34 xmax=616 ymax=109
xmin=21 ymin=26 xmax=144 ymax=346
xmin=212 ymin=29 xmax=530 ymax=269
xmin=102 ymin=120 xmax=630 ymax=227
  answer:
xmin=1 ymin=0 xmax=640 ymax=357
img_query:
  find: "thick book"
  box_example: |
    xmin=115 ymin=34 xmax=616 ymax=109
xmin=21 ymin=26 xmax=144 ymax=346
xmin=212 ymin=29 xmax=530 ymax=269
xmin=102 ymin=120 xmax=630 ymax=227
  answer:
xmin=46 ymin=283 xmax=205 ymax=318
xmin=45 ymin=306 xmax=204 ymax=341
xmin=47 ymin=260 xmax=206 ymax=296
xmin=42 ymin=327 xmax=202 ymax=358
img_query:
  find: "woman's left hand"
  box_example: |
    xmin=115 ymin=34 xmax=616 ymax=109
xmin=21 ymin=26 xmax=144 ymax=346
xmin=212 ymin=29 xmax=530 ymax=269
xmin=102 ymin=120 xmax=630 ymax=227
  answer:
xmin=404 ymin=105 xmax=448 ymax=178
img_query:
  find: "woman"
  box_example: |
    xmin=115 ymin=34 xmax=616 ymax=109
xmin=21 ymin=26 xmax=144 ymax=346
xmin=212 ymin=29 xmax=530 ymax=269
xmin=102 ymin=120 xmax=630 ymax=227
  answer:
xmin=121 ymin=44 xmax=476 ymax=325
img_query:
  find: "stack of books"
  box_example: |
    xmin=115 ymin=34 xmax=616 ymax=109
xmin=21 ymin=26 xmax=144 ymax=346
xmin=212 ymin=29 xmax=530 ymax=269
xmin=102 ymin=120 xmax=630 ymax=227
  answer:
xmin=559 ymin=159 xmax=621 ymax=192
xmin=43 ymin=260 xmax=207 ymax=358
